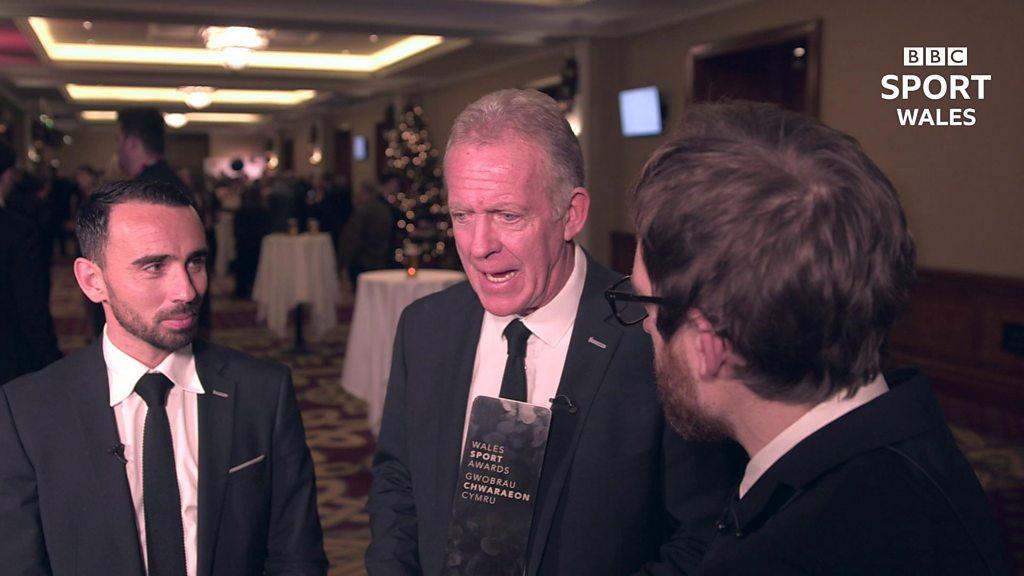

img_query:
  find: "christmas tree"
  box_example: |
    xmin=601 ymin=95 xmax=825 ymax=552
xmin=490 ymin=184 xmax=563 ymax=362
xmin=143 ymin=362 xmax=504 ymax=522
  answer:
xmin=383 ymin=103 xmax=454 ymax=268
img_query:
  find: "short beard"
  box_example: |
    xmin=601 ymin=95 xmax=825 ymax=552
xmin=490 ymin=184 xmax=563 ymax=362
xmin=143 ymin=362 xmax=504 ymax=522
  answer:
xmin=107 ymin=286 xmax=201 ymax=353
xmin=654 ymin=342 xmax=730 ymax=442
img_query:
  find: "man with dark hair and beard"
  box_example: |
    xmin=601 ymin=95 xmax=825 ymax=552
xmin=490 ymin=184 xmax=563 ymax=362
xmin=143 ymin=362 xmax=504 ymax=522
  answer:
xmin=0 ymin=179 xmax=327 ymax=575
xmin=617 ymin=101 xmax=1009 ymax=574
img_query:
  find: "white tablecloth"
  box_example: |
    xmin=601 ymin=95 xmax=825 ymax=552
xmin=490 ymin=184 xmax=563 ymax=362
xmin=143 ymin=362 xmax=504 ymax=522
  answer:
xmin=341 ymin=269 xmax=466 ymax=436
xmin=252 ymin=233 xmax=340 ymax=338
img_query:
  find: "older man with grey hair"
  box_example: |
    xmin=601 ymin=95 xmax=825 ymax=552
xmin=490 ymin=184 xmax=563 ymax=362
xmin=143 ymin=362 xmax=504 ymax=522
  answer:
xmin=366 ymin=89 xmax=743 ymax=576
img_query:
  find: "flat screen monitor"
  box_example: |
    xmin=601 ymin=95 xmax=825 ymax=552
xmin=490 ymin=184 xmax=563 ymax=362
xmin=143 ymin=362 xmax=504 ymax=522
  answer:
xmin=353 ymin=134 xmax=368 ymax=161
xmin=619 ymin=86 xmax=663 ymax=137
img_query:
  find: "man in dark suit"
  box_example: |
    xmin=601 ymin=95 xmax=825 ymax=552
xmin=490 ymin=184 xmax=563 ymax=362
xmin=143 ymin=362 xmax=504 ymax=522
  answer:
xmin=117 ymin=107 xmax=211 ymax=341
xmin=626 ymin=101 xmax=1009 ymax=574
xmin=338 ymin=181 xmax=394 ymax=289
xmin=0 ymin=140 xmax=61 ymax=384
xmin=366 ymin=89 xmax=742 ymax=575
xmin=0 ymin=179 xmax=326 ymax=575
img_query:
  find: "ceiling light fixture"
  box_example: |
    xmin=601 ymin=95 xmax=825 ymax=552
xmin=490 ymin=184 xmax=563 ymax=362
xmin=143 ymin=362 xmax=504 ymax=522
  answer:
xmin=28 ymin=18 xmax=446 ymax=73
xmin=202 ymin=26 xmax=268 ymax=71
xmin=163 ymin=113 xmax=189 ymax=128
xmin=66 ymin=84 xmax=315 ymax=106
xmin=180 ymin=86 xmax=216 ymax=109
xmin=82 ymin=110 xmax=263 ymax=124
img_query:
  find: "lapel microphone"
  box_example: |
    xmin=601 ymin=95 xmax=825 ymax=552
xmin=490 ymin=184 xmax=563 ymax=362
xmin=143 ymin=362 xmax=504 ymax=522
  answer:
xmin=109 ymin=442 xmax=128 ymax=464
xmin=550 ymin=395 xmax=578 ymax=414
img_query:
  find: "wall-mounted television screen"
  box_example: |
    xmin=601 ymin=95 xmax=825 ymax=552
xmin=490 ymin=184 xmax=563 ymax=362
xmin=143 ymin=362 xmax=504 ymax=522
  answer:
xmin=619 ymin=86 xmax=663 ymax=137
xmin=353 ymin=134 xmax=368 ymax=161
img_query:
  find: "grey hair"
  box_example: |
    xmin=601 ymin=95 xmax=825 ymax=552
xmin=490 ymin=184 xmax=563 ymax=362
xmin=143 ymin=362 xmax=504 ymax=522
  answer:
xmin=444 ymin=89 xmax=584 ymax=215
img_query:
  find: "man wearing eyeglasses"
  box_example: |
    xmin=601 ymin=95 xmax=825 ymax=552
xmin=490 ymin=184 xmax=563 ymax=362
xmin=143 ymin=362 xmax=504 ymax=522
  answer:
xmin=367 ymin=89 xmax=743 ymax=576
xmin=626 ymin=101 xmax=1008 ymax=574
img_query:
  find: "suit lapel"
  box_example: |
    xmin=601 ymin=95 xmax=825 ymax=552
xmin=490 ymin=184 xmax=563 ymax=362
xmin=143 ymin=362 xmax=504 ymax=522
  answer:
xmin=194 ymin=343 xmax=236 ymax=576
xmin=527 ymin=259 xmax=623 ymax=575
xmin=66 ymin=342 xmax=145 ymax=575
xmin=435 ymin=290 xmax=485 ymax=519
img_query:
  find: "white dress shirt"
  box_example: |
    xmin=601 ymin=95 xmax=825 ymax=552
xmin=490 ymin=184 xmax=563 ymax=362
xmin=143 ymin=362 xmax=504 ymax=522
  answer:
xmin=103 ymin=326 xmax=203 ymax=576
xmin=462 ymin=244 xmax=587 ymax=445
xmin=738 ymin=374 xmax=890 ymax=498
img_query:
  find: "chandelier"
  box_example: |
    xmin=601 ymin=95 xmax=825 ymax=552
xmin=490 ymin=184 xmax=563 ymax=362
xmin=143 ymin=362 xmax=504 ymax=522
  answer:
xmin=202 ymin=26 xmax=268 ymax=71
xmin=163 ymin=113 xmax=188 ymax=128
xmin=179 ymin=86 xmax=216 ymax=109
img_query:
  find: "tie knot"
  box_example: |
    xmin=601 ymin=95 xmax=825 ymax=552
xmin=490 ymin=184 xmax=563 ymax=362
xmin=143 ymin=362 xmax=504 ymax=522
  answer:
xmin=135 ymin=372 xmax=174 ymax=408
xmin=503 ymin=319 xmax=532 ymax=358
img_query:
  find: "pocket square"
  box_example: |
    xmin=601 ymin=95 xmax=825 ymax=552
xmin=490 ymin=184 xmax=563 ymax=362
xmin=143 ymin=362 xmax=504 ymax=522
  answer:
xmin=228 ymin=454 xmax=266 ymax=474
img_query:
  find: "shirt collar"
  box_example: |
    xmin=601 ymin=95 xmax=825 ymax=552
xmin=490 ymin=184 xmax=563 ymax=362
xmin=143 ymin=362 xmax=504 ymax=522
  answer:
xmin=102 ymin=324 xmax=204 ymax=407
xmin=739 ymin=373 xmax=889 ymax=498
xmin=485 ymin=243 xmax=587 ymax=347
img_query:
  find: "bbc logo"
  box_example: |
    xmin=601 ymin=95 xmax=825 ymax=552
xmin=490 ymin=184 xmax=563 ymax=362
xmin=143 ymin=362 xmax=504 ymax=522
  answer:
xmin=904 ymin=47 xmax=968 ymax=67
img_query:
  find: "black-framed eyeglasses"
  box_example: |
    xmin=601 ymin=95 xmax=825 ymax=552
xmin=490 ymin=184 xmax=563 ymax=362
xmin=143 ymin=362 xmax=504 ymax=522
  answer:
xmin=604 ymin=275 xmax=671 ymax=326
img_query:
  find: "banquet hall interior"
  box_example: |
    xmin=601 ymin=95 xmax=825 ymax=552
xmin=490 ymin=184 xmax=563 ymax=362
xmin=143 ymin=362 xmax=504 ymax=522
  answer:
xmin=1 ymin=0 xmax=1021 ymax=573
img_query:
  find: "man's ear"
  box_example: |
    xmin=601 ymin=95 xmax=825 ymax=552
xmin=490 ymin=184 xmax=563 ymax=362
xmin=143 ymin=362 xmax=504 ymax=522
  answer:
xmin=74 ymin=257 xmax=107 ymax=304
xmin=690 ymin=311 xmax=729 ymax=379
xmin=562 ymin=186 xmax=590 ymax=241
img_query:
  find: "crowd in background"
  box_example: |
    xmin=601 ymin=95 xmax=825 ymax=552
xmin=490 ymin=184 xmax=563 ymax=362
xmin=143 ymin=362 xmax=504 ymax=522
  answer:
xmin=5 ymin=162 xmax=407 ymax=293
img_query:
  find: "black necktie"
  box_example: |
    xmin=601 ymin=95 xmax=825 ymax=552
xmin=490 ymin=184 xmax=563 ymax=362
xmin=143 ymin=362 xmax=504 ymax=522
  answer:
xmin=499 ymin=319 xmax=532 ymax=402
xmin=135 ymin=373 xmax=187 ymax=576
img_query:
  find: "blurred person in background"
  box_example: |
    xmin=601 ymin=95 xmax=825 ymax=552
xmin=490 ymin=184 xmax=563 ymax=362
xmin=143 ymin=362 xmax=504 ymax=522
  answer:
xmin=233 ymin=185 xmax=270 ymax=299
xmin=338 ymin=180 xmax=394 ymax=290
xmin=116 ymin=107 xmax=186 ymax=190
xmin=6 ymin=172 xmax=55 ymax=297
xmin=48 ymin=171 xmax=76 ymax=258
xmin=312 ymin=173 xmax=353 ymax=248
xmin=0 ymin=138 xmax=61 ymax=384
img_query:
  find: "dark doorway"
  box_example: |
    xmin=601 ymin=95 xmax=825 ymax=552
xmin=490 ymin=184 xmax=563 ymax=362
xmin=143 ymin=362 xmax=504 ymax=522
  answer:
xmin=688 ymin=20 xmax=821 ymax=116
xmin=281 ymin=137 xmax=294 ymax=172
xmin=333 ymin=130 xmax=352 ymax=182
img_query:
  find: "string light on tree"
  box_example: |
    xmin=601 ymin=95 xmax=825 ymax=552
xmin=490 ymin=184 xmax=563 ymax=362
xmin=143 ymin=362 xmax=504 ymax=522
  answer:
xmin=383 ymin=102 xmax=451 ymax=267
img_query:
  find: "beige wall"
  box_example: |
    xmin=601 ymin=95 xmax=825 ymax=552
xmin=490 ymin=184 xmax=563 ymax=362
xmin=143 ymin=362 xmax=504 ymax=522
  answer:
xmin=609 ymin=0 xmax=1023 ymax=278
xmin=335 ymin=97 xmax=389 ymax=188
xmin=56 ymin=128 xmax=118 ymax=176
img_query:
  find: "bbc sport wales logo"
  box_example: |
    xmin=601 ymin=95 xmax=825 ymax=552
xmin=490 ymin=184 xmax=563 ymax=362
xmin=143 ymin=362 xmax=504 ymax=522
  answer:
xmin=881 ymin=47 xmax=991 ymax=126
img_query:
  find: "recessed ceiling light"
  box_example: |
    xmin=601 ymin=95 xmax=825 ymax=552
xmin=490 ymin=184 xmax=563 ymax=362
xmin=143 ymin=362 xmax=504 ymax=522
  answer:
xmin=29 ymin=17 xmax=446 ymax=73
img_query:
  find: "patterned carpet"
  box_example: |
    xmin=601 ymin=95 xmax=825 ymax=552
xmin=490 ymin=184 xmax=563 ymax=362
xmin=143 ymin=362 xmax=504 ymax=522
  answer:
xmin=47 ymin=258 xmax=1022 ymax=574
